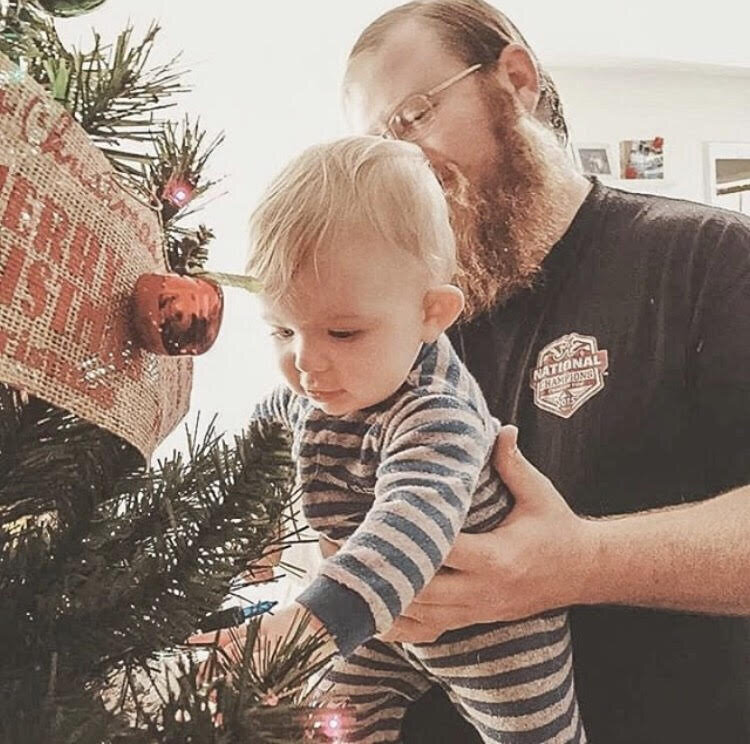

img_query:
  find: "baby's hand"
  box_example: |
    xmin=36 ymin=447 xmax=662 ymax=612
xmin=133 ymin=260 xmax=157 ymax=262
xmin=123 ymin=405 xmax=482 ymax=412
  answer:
xmin=240 ymin=546 xmax=283 ymax=584
xmin=240 ymin=524 xmax=286 ymax=583
xmin=187 ymin=623 xmax=248 ymax=686
xmin=254 ymin=603 xmax=337 ymax=667
xmin=187 ymin=603 xmax=333 ymax=684
xmin=319 ymin=534 xmax=340 ymax=559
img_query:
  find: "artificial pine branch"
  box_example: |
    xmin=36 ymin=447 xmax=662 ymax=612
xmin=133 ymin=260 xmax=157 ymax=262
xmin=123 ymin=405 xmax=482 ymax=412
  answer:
xmin=46 ymin=420 xmax=295 ymax=669
xmin=0 ymin=6 xmax=338 ymax=742
xmin=0 ymin=3 xmax=225 ymax=276
xmin=0 ymin=6 xmax=186 ymax=163
xmin=64 ymin=23 xmax=186 ymax=155
xmin=121 ymin=613 xmax=352 ymax=743
xmin=166 ymin=224 xmax=214 ymax=275
xmin=0 ymin=384 xmax=141 ymax=589
xmin=0 ymin=392 xmax=325 ymax=743
xmin=147 ymin=117 xmax=225 ymax=224
xmin=149 ymin=117 xmax=226 ymax=274
xmin=0 ymin=1 xmax=69 ymax=92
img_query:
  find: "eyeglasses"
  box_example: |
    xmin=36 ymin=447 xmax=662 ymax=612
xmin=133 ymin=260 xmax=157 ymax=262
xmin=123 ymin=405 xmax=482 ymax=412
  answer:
xmin=382 ymin=63 xmax=482 ymax=142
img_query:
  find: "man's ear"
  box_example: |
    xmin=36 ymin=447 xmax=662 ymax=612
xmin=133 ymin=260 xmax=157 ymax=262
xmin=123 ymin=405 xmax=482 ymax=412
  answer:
xmin=422 ymin=285 xmax=465 ymax=342
xmin=492 ymin=42 xmax=540 ymax=115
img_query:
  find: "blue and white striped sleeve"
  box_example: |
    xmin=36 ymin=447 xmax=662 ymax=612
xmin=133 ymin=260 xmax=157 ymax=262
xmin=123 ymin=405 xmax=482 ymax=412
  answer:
xmin=296 ymin=392 xmax=493 ymax=656
xmin=250 ymin=384 xmax=296 ymax=429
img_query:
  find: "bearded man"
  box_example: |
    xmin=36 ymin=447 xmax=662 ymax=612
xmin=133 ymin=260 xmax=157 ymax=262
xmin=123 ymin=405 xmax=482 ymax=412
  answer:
xmin=336 ymin=2 xmax=750 ymax=742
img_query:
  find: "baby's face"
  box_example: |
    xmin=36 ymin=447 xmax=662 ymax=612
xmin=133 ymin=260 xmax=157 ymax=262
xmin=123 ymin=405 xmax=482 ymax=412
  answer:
xmin=260 ymin=227 xmax=429 ymax=416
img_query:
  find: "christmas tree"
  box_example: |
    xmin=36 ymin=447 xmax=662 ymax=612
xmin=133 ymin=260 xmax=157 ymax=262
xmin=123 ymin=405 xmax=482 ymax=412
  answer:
xmin=0 ymin=2 xmax=348 ymax=741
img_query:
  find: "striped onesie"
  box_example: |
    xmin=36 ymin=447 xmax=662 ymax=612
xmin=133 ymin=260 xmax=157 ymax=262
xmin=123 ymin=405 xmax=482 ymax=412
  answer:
xmin=253 ymin=334 xmax=585 ymax=743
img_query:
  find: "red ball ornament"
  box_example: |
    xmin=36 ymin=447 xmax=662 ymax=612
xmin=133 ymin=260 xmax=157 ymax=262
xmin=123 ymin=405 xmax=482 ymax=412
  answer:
xmin=132 ymin=273 xmax=224 ymax=356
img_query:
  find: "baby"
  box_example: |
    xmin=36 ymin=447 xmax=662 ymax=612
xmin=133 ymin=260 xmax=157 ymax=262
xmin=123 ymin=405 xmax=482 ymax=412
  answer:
xmin=246 ymin=136 xmax=585 ymax=743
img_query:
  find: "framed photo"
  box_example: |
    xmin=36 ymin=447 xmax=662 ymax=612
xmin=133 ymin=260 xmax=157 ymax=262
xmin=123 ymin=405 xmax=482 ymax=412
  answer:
xmin=704 ymin=142 xmax=750 ymax=215
xmin=619 ymin=137 xmax=664 ymax=179
xmin=573 ymin=143 xmax=615 ymax=177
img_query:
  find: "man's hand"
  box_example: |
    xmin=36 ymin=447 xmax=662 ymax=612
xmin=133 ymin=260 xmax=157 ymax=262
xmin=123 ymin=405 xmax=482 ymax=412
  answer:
xmin=327 ymin=423 xmax=750 ymax=644
xmin=379 ymin=425 xmax=601 ymax=643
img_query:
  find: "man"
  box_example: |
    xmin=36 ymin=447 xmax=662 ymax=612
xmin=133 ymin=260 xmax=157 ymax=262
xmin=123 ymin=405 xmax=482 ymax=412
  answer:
xmin=338 ymin=1 xmax=750 ymax=741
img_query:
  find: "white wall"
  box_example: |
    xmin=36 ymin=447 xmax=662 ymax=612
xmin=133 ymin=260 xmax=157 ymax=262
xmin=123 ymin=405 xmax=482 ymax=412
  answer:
xmin=49 ymin=2 xmax=750 ymax=457
xmin=553 ymin=64 xmax=750 ymax=203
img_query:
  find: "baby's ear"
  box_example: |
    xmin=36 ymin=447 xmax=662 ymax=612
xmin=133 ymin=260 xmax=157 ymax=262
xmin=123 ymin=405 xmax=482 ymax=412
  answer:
xmin=421 ymin=285 xmax=465 ymax=342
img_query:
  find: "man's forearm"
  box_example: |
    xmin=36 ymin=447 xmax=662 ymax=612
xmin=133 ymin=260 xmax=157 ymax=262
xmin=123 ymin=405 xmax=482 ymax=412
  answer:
xmin=581 ymin=485 xmax=750 ymax=614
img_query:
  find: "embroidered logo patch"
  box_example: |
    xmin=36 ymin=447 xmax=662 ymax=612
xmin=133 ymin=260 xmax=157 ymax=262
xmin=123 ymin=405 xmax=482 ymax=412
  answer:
xmin=530 ymin=333 xmax=609 ymax=419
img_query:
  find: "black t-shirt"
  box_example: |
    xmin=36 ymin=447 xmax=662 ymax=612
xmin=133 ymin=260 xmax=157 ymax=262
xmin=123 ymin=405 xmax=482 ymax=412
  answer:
xmin=405 ymin=180 xmax=750 ymax=744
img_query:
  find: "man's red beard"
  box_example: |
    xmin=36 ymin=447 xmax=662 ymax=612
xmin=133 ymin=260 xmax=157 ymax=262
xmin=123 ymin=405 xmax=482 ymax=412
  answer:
xmin=437 ymin=80 xmax=568 ymax=319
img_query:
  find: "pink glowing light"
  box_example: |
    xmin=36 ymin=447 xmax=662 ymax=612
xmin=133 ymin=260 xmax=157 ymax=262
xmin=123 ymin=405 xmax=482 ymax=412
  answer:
xmin=163 ymin=178 xmax=194 ymax=208
xmin=322 ymin=712 xmax=341 ymax=739
xmin=309 ymin=711 xmax=343 ymax=741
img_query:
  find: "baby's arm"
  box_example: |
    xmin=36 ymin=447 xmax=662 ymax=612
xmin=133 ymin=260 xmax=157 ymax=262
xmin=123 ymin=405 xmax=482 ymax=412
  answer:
xmin=294 ymin=393 xmax=492 ymax=655
xmin=251 ymin=384 xmax=297 ymax=429
xmin=244 ymin=385 xmax=298 ymax=578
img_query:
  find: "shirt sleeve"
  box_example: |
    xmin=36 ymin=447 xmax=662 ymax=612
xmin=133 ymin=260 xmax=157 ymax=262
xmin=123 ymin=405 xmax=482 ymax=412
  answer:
xmin=295 ymin=392 xmax=493 ymax=656
xmin=688 ymin=214 xmax=750 ymax=492
xmin=250 ymin=385 xmax=296 ymax=430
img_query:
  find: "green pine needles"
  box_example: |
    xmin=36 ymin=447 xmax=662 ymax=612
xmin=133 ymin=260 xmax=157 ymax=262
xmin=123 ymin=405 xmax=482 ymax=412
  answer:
xmin=0 ymin=388 xmax=338 ymax=742
xmin=0 ymin=2 xmax=345 ymax=740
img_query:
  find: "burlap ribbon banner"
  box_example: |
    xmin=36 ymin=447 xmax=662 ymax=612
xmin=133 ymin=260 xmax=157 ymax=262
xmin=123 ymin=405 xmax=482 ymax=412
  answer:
xmin=0 ymin=53 xmax=192 ymax=460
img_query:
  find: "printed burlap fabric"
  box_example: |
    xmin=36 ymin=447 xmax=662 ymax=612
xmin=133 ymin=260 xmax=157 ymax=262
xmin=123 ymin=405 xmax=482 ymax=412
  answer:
xmin=0 ymin=53 xmax=192 ymax=460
